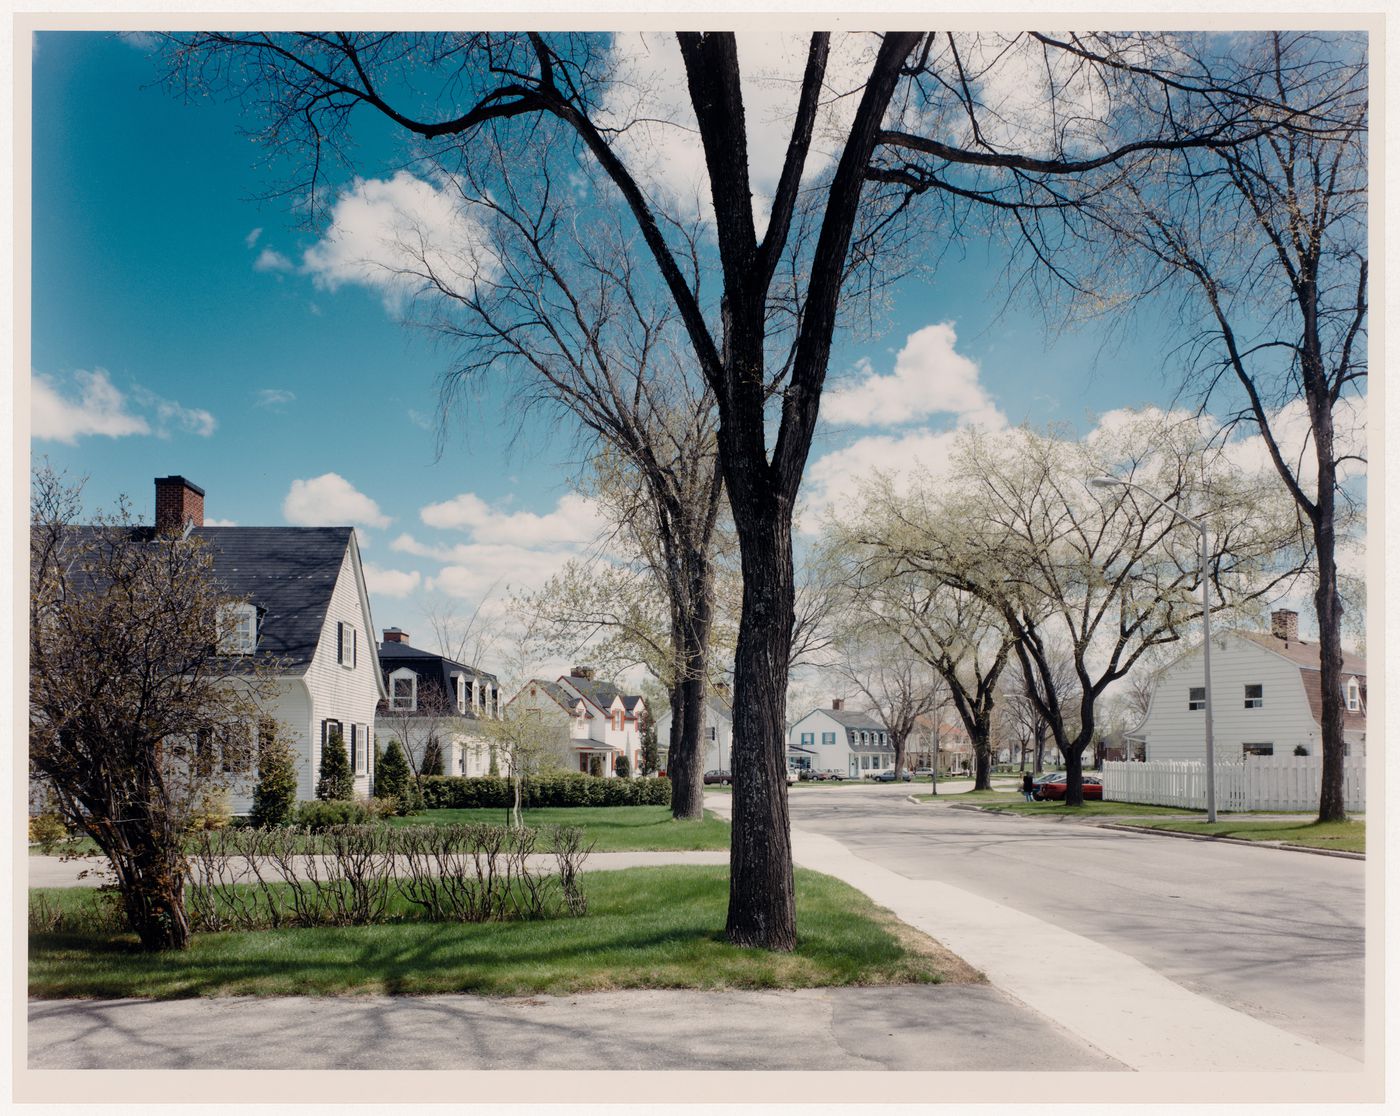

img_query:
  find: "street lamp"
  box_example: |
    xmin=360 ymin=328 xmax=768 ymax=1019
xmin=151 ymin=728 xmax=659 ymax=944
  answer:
xmin=1089 ymin=476 xmax=1218 ymax=823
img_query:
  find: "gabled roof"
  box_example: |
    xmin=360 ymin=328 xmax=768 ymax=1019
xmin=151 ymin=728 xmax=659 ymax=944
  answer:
xmin=531 ymin=679 xmax=580 ymax=715
xmin=821 ymin=707 xmax=887 ymax=732
xmin=558 ymin=674 xmax=644 ymax=717
xmin=1233 ymin=630 xmax=1366 ymax=676
xmin=194 ymin=526 xmax=356 ymax=671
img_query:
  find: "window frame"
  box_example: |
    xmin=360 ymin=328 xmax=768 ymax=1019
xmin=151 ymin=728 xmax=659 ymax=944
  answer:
xmin=1244 ymin=683 xmax=1264 ymax=709
xmin=1187 ymin=686 xmax=1206 ymax=712
xmin=389 ymin=669 xmax=417 ymax=712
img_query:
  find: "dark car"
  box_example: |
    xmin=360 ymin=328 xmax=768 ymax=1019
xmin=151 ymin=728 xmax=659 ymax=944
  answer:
xmin=1034 ymin=774 xmax=1103 ymax=801
xmin=702 ymin=769 xmax=732 ymax=785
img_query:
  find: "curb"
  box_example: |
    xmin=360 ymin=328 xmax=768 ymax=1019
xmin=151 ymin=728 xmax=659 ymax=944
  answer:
xmin=1098 ymin=822 xmax=1364 ymax=860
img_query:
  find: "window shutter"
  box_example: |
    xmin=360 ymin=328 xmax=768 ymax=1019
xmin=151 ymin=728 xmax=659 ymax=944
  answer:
xmin=353 ymin=627 xmax=358 ymax=668
xmin=336 ymin=623 xmax=344 ymax=665
xmin=349 ymin=723 xmax=358 ymax=772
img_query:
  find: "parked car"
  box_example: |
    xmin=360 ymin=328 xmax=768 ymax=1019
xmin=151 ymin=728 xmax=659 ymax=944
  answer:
xmin=1034 ymin=774 xmax=1103 ymax=801
xmin=871 ymin=769 xmax=913 ymax=782
xmin=785 ymin=768 xmax=798 ymax=785
xmin=913 ymin=768 xmax=935 ymax=777
xmin=703 ymin=769 xmax=732 ymax=785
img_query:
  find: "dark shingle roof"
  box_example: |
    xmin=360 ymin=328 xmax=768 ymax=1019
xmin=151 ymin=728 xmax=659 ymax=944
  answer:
xmin=561 ymin=675 xmax=625 ymax=713
xmin=824 ymin=708 xmax=887 ymax=732
xmin=379 ymin=640 xmax=498 ymax=719
xmin=193 ymin=527 xmax=353 ymax=670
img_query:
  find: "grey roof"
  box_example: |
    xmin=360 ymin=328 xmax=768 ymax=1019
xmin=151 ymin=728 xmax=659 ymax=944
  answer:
xmin=560 ymin=674 xmax=643 ymax=714
xmin=528 ymin=679 xmax=578 ymax=714
xmin=195 ymin=527 xmax=355 ymax=670
xmin=66 ymin=525 xmax=356 ymax=672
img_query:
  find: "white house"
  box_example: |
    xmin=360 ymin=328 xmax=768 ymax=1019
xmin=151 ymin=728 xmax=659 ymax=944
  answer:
xmin=375 ymin=628 xmax=503 ymax=777
xmin=1129 ymin=609 xmax=1367 ymax=763
xmin=515 ymin=667 xmax=647 ymax=777
xmin=906 ymin=713 xmax=974 ymax=775
xmin=144 ymin=477 xmax=388 ymax=810
xmin=654 ymin=690 xmax=733 ymax=772
xmin=788 ymin=700 xmax=896 ymax=777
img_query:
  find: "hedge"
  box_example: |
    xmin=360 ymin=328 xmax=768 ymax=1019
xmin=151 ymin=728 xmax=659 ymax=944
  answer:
xmin=418 ymin=774 xmax=671 ymax=810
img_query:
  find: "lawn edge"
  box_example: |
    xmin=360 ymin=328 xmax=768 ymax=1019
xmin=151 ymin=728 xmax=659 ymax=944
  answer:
xmin=1097 ymin=822 xmax=1364 ymax=859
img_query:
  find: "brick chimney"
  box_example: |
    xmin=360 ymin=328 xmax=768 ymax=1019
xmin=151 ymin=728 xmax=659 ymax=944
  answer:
xmin=383 ymin=628 xmax=410 ymax=644
xmin=1270 ymin=609 xmax=1299 ymax=643
xmin=832 ymin=698 xmax=844 ymax=711
xmin=571 ymin=665 xmax=596 ymax=681
xmin=154 ymin=476 xmax=204 ymax=533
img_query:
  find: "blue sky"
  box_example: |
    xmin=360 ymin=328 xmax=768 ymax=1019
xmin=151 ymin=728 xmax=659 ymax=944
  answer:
xmin=28 ymin=30 xmax=1347 ymax=677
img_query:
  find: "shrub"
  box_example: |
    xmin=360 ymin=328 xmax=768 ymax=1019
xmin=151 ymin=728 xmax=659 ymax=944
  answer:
xmin=292 ymin=799 xmax=370 ymax=830
xmin=614 ymin=754 xmax=631 ymax=779
xmin=189 ymin=789 xmax=233 ymax=831
xmin=374 ymin=740 xmax=412 ymax=802
xmin=418 ymin=773 xmax=671 ymax=810
xmin=250 ymin=722 xmax=300 ymax=828
xmin=315 ymin=728 xmax=354 ymax=801
xmin=640 ymin=720 xmax=660 ymax=776
xmin=29 ymin=810 xmax=70 ymax=854
xmin=420 ymin=737 xmax=444 ymax=777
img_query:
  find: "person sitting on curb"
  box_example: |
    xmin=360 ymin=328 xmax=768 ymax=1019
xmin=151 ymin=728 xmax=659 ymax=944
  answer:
xmin=1022 ymin=772 xmax=1036 ymax=802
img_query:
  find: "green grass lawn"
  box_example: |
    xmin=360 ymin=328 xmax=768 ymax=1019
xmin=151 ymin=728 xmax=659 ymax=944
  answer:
xmin=389 ymin=805 xmax=730 ymax=851
xmin=28 ymin=866 xmax=981 ymax=999
xmin=1119 ymin=818 xmax=1365 ymax=853
xmin=31 ymin=805 xmax=730 ymax=858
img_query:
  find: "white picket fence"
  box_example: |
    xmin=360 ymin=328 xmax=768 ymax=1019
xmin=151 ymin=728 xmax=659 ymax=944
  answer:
xmin=1101 ymin=757 xmax=1365 ymax=813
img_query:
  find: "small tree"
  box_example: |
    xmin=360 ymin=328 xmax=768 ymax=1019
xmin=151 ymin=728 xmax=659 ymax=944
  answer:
xmin=315 ymin=728 xmax=354 ymax=801
xmin=420 ymin=735 xmax=445 ymax=777
xmin=640 ymin=719 xmax=660 ymax=777
xmin=373 ymin=739 xmax=416 ymax=812
xmin=29 ymin=466 xmax=275 ymax=950
xmin=249 ymin=720 xmax=299 ymax=828
xmin=615 ymin=754 xmax=631 ymax=779
xmin=481 ymin=708 xmax=569 ymax=829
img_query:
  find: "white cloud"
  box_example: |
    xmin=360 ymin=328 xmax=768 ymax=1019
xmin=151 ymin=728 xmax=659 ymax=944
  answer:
xmin=204 ymin=517 xmax=239 ymax=527
xmin=420 ymin=491 xmax=604 ymax=548
xmin=254 ymin=388 xmax=296 ymax=410
xmin=253 ymin=247 xmax=295 ymax=273
xmin=31 ymin=369 xmax=150 ymax=443
xmin=283 ymin=474 xmax=392 ymax=529
xmin=362 ymin=562 xmax=423 ymax=598
xmin=302 ymin=171 xmax=495 ymax=315
xmin=245 ymin=227 xmax=263 ymax=249
xmin=33 ymin=369 xmax=216 ymax=444
xmin=131 ymin=386 xmax=217 ymax=439
xmin=821 ymin=322 xmax=1005 ymax=429
xmin=601 ymin=32 xmax=877 ymax=230
xmin=800 ymin=427 xmax=969 ymax=533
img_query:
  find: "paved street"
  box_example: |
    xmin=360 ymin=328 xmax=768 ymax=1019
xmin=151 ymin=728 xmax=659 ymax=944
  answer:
xmin=784 ymin=784 xmax=1365 ymax=1060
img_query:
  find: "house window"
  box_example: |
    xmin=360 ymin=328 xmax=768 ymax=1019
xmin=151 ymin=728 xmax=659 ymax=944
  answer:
xmin=1188 ymin=687 xmax=1206 ymax=711
xmin=612 ymin=709 xmax=624 ymax=732
xmin=337 ymin=622 xmax=357 ymax=668
xmin=219 ymin=603 xmax=258 ymax=654
xmin=709 ymin=726 xmax=717 ymax=742
xmin=1243 ymin=742 xmax=1274 ymax=757
xmin=1346 ymin=679 xmax=1360 ymax=712
xmin=861 ymin=755 xmax=870 ymax=770
xmin=801 ymin=732 xmax=814 ymax=747
xmin=1244 ymin=684 xmax=1264 ymax=709
xmin=390 ymin=669 xmax=417 ymax=711
xmin=822 ymin=732 xmax=835 ymax=746
xmin=456 ymin=675 xmax=467 ymax=713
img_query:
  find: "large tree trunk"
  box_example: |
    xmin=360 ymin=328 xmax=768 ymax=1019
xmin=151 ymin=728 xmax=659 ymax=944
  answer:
xmin=725 ymin=509 xmax=796 ymax=952
xmin=971 ymin=726 xmax=993 ymax=790
xmin=1063 ymin=742 xmax=1088 ymax=807
xmin=1311 ymin=410 xmax=1348 ymax=822
xmin=108 ymin=831 xmax=191 ymax=951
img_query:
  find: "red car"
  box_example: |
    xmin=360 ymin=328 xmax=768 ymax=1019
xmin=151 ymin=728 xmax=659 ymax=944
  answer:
xmin=1034 ymin=774 xmax=1103 ymax=801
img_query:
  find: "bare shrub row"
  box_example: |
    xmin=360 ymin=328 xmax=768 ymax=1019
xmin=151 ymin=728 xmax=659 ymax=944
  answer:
xmin=184 ymin=823 xmax=592 ymax=932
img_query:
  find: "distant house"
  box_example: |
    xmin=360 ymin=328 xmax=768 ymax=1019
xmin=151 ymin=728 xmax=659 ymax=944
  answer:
xmin=654 ymin=688 xmax=733 ymax=772
xmin=787 ymin=700 xmax=895 ymax=777
xmin=906 ymin=714 xmax=974 ymax=775
xmin=129 ymin=476 xmax=388 ymax=810
xmin=1129 ymin=609 xmax=1367 ymax=762
xmin=375 ymin=628 xmax=502 ymax=777
xmin=513 ymin=666 xmax=647 ymax=777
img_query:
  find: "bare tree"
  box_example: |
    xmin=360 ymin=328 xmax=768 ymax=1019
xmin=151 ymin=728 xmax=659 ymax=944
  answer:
xmin=29 ymin=467 xmax=276 ymax=950
xmin=828 ymin=621 xmax=942 ymax=777
xmin=161 ymin=29 xmax=1328 ymax=948
xmin=1087 ymin=32 xmax=1367 ymax=820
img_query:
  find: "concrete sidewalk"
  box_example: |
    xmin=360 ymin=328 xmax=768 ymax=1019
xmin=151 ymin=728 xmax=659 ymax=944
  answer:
xmin=704 ymin=794 xmax=1361 ymax=1073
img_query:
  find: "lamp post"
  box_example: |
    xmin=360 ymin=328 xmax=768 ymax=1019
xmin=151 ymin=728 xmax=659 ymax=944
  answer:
xmin=1089 ymin=476 xmax=1217 ymax=823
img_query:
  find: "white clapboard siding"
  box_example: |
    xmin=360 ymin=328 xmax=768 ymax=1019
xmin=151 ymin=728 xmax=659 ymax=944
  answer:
xmin=1103 ymin=758 xmax=1365 ymax=812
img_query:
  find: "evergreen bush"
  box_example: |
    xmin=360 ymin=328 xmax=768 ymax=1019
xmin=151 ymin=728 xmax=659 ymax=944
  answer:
xmin=315 ymin=728 xmax=355 ymax=801
xmin=418 ymin=773 xmax=671 ymax=810
xmin=250 ymin=724 xmax=300 ymax=828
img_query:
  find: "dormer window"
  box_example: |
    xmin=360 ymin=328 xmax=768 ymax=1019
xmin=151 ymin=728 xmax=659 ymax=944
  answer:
xmin=1346 ymin=679 xmax=1361 ymax=712
xmin=389 ymin=668 xmax=417 ymax=711
xmin=219 ymin=603 xmax=258 ymax=654
xmin=612 ymin=709 xmax=623 ymax=732
xmin=455 ymin=675 xmax=466 ymax=713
